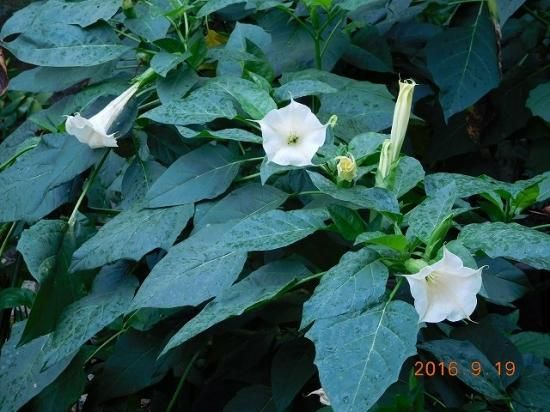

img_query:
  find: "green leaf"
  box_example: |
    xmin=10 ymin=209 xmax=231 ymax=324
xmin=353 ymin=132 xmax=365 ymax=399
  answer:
xmin=120 ymin=159 xmax=166 ymax=208
xmin=510 ymin=332 xmax=550 ymax=359
xmin=425 ymin=173 xmax=499 ymax=198
xmin=355 ymin=232 xmax=409 ymax=252
xmin=0 ymin=134 xmax=99 ymax=223
xmin=17 ymin=220 xmax=67 ymax=283
xmin=477 ymin=257 xmax=530 ymax=305
xmin=526 ymin=82 xmax=550 ymax=121
xmin=94 ymin=330 xmax=177 ymax=401
xmin=31 ymin=351 xmax=88 ymax=412
xmin=307 ymin=300 xmax=419 ymax=412
xmin=510 ymin=356 xmax=550 ymax=411
xmin=197 ymin=0 xmax=246 ymax=17
xmin=273 ymin=80 xmax=337 ymax=101
xmin=459 ymin=222 xmax=550 ymax=270
xmin=307 ymin=171 xmax=399 ymax=214
xmin=151 ymin=51 xmax=187 ymax=77
xmin=0 ymin=0 xmax=121 ymax=37
xmin=336 ymin=0 xmax=380 ymax=11
xmin=425 ymin=6 xmax=500 ymax=120
xmin=348 ymin=132 xmax=387 ymax=160
xmin=271 ymin=339 xmax=315 ymax=411
xmin=328 ymin=205 xmax=367 ymax=241
xmin=0 ymin=322 xmax=73 ymax=412
xmin=344 ymin=25 xmax=393 ymax=73
xmin=420 ymin=339 xmax=506 ymax=399
xmin=0 ymin=120 xmax=39 ymax=165
xmin=142 ymin=87 xmax=237 ymax=125
xmin=224 ymin=385 xmax=277 ymax=412
xmin=3 ymin=23 xmax=130 ymax=67
xmin=318 ymin=81 xmax=395 ymax=136
xmin=146 ymin=145 xmax=240 ymax=208
xmin=42 ymin=263 xmax=138 ymax=367
xmin=156 ymin=64 xmax=199 ymax=104
xmin=406 ymin=184 xmax=456 ymax=243
xmin=386 ymin=156 xmax=425 ymax=198
xmin=20 ymin=217 xmax=95 ymax=345
xmin=0 ymin=287 xmax=34 ymax=310
xmin=161 ymin=259 xmax=310 ymax=354
xmin=71 ymin=204 xmax=193 ymax=270
xmin=301 ymin=248 xmax=387 ymax=328
xmin=194 ymin=183 xmax=288 ymax=231
xmin=206 ymin=76 xmax=277 ymax=119
xmin=123 ymin=0 xmax=171 ymax=41
xmin=10 ymin=64 xmax=115 ymax=93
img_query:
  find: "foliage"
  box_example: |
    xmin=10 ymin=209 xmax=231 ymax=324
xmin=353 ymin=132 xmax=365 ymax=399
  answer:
xmin=0 ymin=0 xmax=549 ymax=411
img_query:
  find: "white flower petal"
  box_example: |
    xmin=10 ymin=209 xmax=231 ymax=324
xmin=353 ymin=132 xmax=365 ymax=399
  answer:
xmin=406 ymin=251 xmax=483 ymax=323
xmin=258 ymin=100 xmax=327 ymax=167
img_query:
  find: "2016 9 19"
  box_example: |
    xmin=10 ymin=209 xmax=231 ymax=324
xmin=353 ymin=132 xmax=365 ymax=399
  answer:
xmin=414 ymin=360 xmax=517 ymax=377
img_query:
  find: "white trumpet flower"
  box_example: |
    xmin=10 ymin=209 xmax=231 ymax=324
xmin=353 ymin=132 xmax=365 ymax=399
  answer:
xmin=65 ymin=83 xmax=139 ymax=149
xmin=258 ymin=99 xmax=328 ymax=166
xmin=405 ymin=248 xmax=483 ymax=323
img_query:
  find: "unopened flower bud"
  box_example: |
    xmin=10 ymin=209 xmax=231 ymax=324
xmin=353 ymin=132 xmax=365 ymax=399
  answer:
xmin=335 ymin=153 xmax=357 ymax=182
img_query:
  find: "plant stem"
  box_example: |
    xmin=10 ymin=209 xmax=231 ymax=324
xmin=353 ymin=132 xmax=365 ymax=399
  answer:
xmin=85 ymin=328 xmax=126 ymax=364
xmin=0 ymin=143 xmax=39 ymax=172
xmin=532 ymin=223 xmax=550 ymax=230
xmin=166 ymin=351 xmax=201 ymax=412
xmin=235 ymin=172 xmax=261 ymax=183
xmin=68 ymin=149 xmax=110 ymax=227
xmin=387 ymin=277 xmax=403 ymax=302
xmin=292 ymin=271 xmax=326 ymax=288
xmin=291 ymin=190 xmax=323 ymax=197
xmin=138 ymin=98 xmax=161 ymax=111
xmin=0 ymin=222 xmax=16 ymax=260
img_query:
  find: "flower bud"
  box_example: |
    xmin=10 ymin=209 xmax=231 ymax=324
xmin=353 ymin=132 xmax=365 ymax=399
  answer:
xmin=389 ymin=79 xmax=416 ymax=163
xmin=375 ymin=139 xmax=392 ymax=187
xmin=335 ymin=154 xmax=357 ymax=182
xmin=327 ymin=114 xmax=338 ymax=128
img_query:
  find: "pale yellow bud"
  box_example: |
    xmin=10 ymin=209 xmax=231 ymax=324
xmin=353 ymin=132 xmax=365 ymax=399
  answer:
xmin=389 ymin=79 xmax=416 ymax=163
xmin=375 ymin=138 xmax=392 ymax=187
xmin=335 ymin=153 xmax=357 ymax=182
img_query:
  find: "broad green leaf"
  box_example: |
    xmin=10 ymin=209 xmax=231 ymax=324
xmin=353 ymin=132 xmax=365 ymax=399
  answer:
xmin=510 ymin=356 xmax=550 ymax=411
xmin=206 ymin=76 xmax=277 ymax=119
xmin=328 ymin=205 xmax=367 ymax=241
xmin=307 ymin=300 xmax=419 ymax=412
xmin=0 ymin=322 xmax=73 ymax=412
xmin=142 ymin=87 xmax=237 ymax=125
xmin=150 ymin=51 xmax=187 ymax=77
xmin=123 ymin=0 xmax=171 ymax=41
xmin=281 ymin=69 xmax=353 ymax=90
xmin=131 ymin=236 xmax=247 ymax=310
xmin=20 ymin=216 xmax=95 ymax=345
xmin=194 ymin=183 xmax=288 ymax=231
xmin=301 ymin=248 xmax=387 ymax=328
xmin=71 ymin=204 xmax=193 ymax=270
xmin=271 ymin=339 xmax=315 ymax=411
xmin=9 ymin=64 xmax=115 ymax=93
xmin=420 ymin=339 xmax=507 ymax=400
xmin=178 ymin=127 xmax=262 ymax=143
xmin=0 ymin=287 xmax=34 ymax=310
xmin=31 ymin=352 xmax=88 ymax=412
xmin=426 ymin=6 xmax=500 ymax=120
xmin=162 ymin=259 xmax=310 ymax=354
xmin=308 ymin=171 xmax=399 ymax=214
xmin=344 ymin=25 xmax=393 ymax=73
xmin=224 ymin=385 xmax=277 ymax=412
xmin=273 ymin=80 xmax=337 ymax=101
xmin=146 ymin=145 xmax=240 ymax=208
xmin=496 ymin=0 xmax=526 ymax=25
xmin=510 ymin=333 xmax=550 ymax=359
xmin=425 ymin=173 xmax=500 ymax=198
xmin=120 ymin=159 xmax=166 ymax=208
xmin=348 ymin=132 xmax=387 ymax=159
xmin=406 ymin=184 xmax=456 ymax=243
xmin=197 ymin=0 xmax=247 ymax=17
xmin=3 ymin=23 xmax=130 ymax=67
xmin=337 ymin=0 xmax=380 ymax=11
xmin=318 ymin=81 xmax=395 ymax=137
xmin=42 ymin=263 xmax=138 ymax=367
xmin=132 ymin=208 xmax=327 ymax=310
xmin=459 ymin=222 xmax=550 ymax=270
xmin=355 ymin=232 xmax=409 ymax=252
xmin=477 ymin=257 xmax=530 ymax=305
xmin=0 ymin=0 xmax=120 ymax=37
xmin=0 ymin=120 xmax=39 ymax=165
xmin=526 ymin=82 xmax=550 ymax=122
xmin=0 ymin=134 xmax=99 ymax=223
xmin=156 ymin=63 xmax=199 ymax=104
xmin=17 ymin=220 xmax=67 ymax=283
xmin=386 ymin=156 xmax=425 ymax=197
xmin=94 ymin=330 xmax=177 ymax=401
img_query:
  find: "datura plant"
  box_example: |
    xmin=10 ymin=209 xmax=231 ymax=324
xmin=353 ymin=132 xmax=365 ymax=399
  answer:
xmin=0 ymin=1 xmax=549 ymax=412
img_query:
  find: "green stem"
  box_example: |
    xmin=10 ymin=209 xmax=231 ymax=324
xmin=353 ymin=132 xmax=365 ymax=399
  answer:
xmin=113 ymin=27 xmax=141 ymax=43
xmin=235 ymin=172 xmax=261 ymax=183
xmin=85 ymin=328 xmax=125 ymax=364
xmin=0 ymin=143 xmax=39 ymax=172
xmin=138 ymin=98 xmax=161 ymax=112
xmin=291 ymin=190 xmax=323 ymax=197
xmin=532 ymin=223 xmax=550 ymax=230
xmin=166 ymin=351 xmax=201 ymax=412
xmin=292 ymin=271 xmax=326 ymax=288
xmin=387 ymin=277 xmax=404 ymax=302
xmin=523 ymin=5 xmax=550 ymax=27
xmin=277 ymin=5 xmax=315 ymax=39
xmin=314 ymin=34 xmax=322 ymax=70
xmin=320 ymin=16 xmax=345 ymax=57
xmin=0 ymin=222 xmax=16 ymax=260
xmin=68 ymin=149 xmax=110 ymax=227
